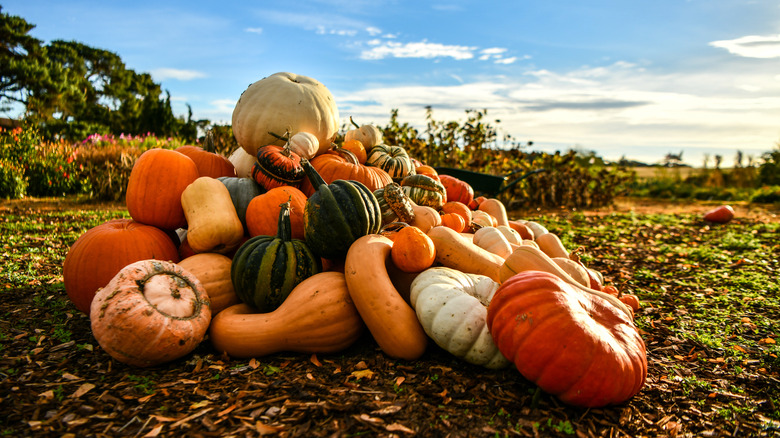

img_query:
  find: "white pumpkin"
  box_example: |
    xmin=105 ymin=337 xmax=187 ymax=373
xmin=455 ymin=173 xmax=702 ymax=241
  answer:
xmin=345 ymin=117 xmax=383 ymax=148
xmin=473 ymin=226 xmax=513 ymax=259
xmin=409 ymin=267 xmax=510 ymax=369
xmin=232 ymin=72 xmax=340 ymax=157
xmin=228 ymin=147 xmax=257 ymax=178
xmin=288 ymin=131 xmax=319 ymax=160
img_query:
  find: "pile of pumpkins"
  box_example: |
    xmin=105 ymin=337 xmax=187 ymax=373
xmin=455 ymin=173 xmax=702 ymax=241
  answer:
xmin=62 ymin=72 xmax=646 ymax=408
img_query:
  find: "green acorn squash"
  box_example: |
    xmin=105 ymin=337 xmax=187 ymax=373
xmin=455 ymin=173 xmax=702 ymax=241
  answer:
xmin=231 ymin=201 xmax=321 ymax=312
xmin=302 ymin=158 xmax=382 ymax=259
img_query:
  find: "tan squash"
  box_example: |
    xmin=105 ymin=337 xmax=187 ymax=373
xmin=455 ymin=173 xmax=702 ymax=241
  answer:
xmin=478 ymin=198 xmax=509 ymax=226
xmin=552 ymin=257 xmax=591 ymax=288
xmin=209 ymin=271 xmax=364 ymax=358
xmin=472 ymin=226 xmax=514 ymax=259
xmin=409 ymin=202 xmax=442 ymax=233
xmin=500 ymin=245 xmax=632 ymax=317
xmin=427 ymin=226 xmax=504 ymax=282
xmin=495 ymin=225 xmax=522 ymax=245
xmin=181 ymin=177 xmax=245 ymax=254
xmin=344 ymin=235 xmax=428 ymax=360
xmin=178 ymin=253 xmax=240 ymax=315
xmin=536 ymin=232 xmax=570 ymax=259
xmin=471 ymin=210 xmax=496 ymax=228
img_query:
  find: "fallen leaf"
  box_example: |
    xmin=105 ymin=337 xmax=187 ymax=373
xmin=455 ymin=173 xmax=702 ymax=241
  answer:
xmin=386 ymin=422 xmax=416 ymax=434
xmin=350 ymin=369 xmax=374 ymax=380
xmin=71 ymin=383 xmax=95 ymax=398
xmin=143 ymin=424 xmax=165 ymax=438
xmin=310 ymin=354 xmax=322 ymax=367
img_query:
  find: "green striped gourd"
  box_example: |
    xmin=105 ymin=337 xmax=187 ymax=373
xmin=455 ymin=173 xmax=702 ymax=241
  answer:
xmin=365 ymin=144 xmax=415 ymax=182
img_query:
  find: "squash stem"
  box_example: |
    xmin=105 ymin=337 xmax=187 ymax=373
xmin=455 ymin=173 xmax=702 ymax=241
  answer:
xmin=277 ymin=200 xmax=293 ymax=241
xmin=349 ymin=115 xmax=360 ymax=129
xmin=301 ymin=158 xmax=327 ymax=189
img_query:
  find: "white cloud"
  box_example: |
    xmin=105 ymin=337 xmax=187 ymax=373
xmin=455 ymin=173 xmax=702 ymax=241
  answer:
xmin=150 ymin=68 xmax=207 ymax=81
xmin=335 ymin=61 xmax=780 ymax=164
xmin=366 ymin=26 xmax=382 ymax=36
xmin=494 ymin=57 xmax=517 ymax=65
xmin=361 ymin=40 xmax=477 ymax=60
xmin=245 ymin=27 xmax=263 ymax=35
xmin=709 ymin=34 xmax=780 ymax=59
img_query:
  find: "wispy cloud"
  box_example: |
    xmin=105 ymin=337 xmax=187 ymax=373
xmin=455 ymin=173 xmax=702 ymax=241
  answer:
xmin=709 ymin=34 xmax=780 ymax=59
xmin=334 ymin=61 xmax=780 ymax=163
xmin=245 ymin=27 xmax=263 ymax=35
xmin=361 ymin=40 xmax=477 ymax=60
xmin=150 ymin=68 xmax=206 ymax=81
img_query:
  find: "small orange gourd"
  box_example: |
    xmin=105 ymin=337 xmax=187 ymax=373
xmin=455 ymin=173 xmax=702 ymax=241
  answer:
xmin=391 ymin=226 xmax=436 ymax=273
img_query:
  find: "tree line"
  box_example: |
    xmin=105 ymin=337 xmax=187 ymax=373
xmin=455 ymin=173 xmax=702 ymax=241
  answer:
xmin=0 ymin=7 xmax=207 ymax=142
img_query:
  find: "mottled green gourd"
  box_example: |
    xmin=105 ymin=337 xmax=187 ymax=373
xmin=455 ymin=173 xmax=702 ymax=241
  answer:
xmin=302 ymin=158 xmax=382 ymax=259
xmin=231 ymin=201 xmax=321 ymax=312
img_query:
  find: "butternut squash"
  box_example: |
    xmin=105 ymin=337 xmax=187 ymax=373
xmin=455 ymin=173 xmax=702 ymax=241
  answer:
xmin=344 ymin=235 xmax=428 ymax=360
xmin=209 ymin=271 xmax=364 ymax=358
xmin=536 ymin=232 xmax=569 ymax=259
xmin=552 ymin=257 xmax=591 ymax=288
xmin=409 ymin=202 xmax=441 ymax=233
xmin=478 ymin=198 xmax=509 ymax=226
xmin=178 ymin=253 xmax=240 ymax=315
xmin=472 ymin=226 xmax=513 ymax=259
xmin=181 ymin=177 xmax=245 ymax=254
xmin=427 ymin=226 xmax=504 ymax=282
xmin=500 ymin=245 xmax=632 ymax=317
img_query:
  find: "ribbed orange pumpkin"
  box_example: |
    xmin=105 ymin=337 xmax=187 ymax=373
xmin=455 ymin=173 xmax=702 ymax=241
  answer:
xmin=487 ymin=271 xmax=647 ymax=407
xmin=126 ymin=148 xmax=200 ymax=230
xmin=63 ymin=219 xmax=180 ymax=314
xmin=245 ymin=186 xmax=307 ymax=239
xmin=439 ymin=174 xmax=474 ymax=207
xmin=298 ymin=147 xmax=392 ymax=197
xmin=175 ymin=145 xmax=236 ymax=178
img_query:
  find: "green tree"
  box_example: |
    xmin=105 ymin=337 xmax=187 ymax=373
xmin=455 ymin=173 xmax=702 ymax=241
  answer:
xmin=0 ymin=8 xmax=206 ymax=141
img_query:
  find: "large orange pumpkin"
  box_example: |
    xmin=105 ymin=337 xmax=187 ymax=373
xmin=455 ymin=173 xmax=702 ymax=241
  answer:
xmin=298 ymin=147 xmax=392 ymax=197
xmin=486 ymin=270 xmax=647 ymax=407
xmin=175 ymin=145 xmax=236 ymax=178
xmin=63 ymin=219 xmax=180 ymax=314
xmin=126 ymin=148 xmax=200 ymax=230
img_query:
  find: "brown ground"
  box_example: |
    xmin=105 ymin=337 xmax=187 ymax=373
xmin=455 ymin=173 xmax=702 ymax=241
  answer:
xmin=0 ymin=196 xmax=778 ymax=437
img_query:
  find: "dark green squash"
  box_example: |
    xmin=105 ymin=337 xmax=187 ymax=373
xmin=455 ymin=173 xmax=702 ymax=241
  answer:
xmin=217 ymin=176 xmax=266 ymax=232
xmin=302 ymin=158 xmax=382 ymax=259
xmin=231 ymin=201 xmax=321 ymax=312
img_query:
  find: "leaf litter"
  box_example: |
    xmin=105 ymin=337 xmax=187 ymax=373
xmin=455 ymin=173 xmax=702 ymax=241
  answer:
xmin=0 ymin=197 xmax=778 ymax=437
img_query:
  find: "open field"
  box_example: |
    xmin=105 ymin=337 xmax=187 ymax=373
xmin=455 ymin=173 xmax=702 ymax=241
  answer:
xmin=0 ymin=196 xmax=778 ymax=437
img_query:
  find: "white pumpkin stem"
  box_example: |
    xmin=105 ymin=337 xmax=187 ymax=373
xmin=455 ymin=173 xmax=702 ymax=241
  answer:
xmin=349 ymin=116 xmax=360 ymax=129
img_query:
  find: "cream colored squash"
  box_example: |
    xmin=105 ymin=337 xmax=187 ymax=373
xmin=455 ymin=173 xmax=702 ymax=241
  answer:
xmin=232 ymin=72 xmax=340 ymax=157
xmin=288 ymin=131 xmax=319 ymax=160
xmin=344 ymin=117 xmax=383 ymax=148
xmin=228 ymin=147 xmax=257 ymax=178
xmin=473 ymin=226 xmax=513 ymax=259
xmin=409 ymin=267 xmax=510 ymax=369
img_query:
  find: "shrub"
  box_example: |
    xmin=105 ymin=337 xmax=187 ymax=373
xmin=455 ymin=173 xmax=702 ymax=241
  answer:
xmin=0 ymin=124 xmax=81 ymax=198
xmin=750 ymin=186 xmax=780 ymax=204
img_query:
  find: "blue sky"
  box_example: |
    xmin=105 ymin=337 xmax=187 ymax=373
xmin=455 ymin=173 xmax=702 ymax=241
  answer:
xmin=4 ymin=0 xmax=780 ymax=165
